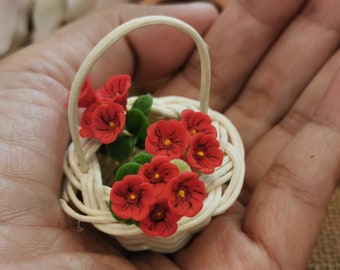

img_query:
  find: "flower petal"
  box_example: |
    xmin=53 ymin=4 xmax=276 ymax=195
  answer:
xmin=96 ymin=75 xmax=131 ymax=108
xmin=187 ymin=134 xmax=224 ymax=174
xmin=110 ymin=175 xmax=156 ymax=221
xmin=167 ymin=171 xmax=206 ymax=217
xmin=145 ymin=119 xmax=189 ymax=158
xmin=139 ymin=198 xmax=180 ymax=237
xmin=65 ymin=76 xmax=96 ymax=108
xmin=91 ymin=102 xmax=125 ymax=144
xmin=79 ymin=103 xmax=98 ymax=138
xmin=180 ymin=109 xmax=217 ymax=137
xmin=138 ymin=156 xmax=179 ymax=196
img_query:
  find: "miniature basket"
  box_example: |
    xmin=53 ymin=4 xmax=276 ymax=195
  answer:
xmin=61 ymin=16 xmax=245 ymax=253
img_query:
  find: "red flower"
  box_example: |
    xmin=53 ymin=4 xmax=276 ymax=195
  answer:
xmin=79 ymin=103 xmax=98 ymax=138
xmin=91 ymin=102 xmax=125 ymax=144
xmin=139 ymin=198 xmax=180 ymax=237
xmin=65 ymin=76 xmax=96 ymax=108
xmin=187 ymin=134 xmax=223 ymax=174
xmin=96 ymin=75 xmax=131 ymax=108
xmin=180 ymin=109 xmax=216 ymax=137
xmin=167 ymin=171 xmax=206 ymax=217
xmin=110 ymin=175 xmax=155 ymax=221
xmin=145 ymin=119 xmax=189 ymax=159
xmin=138 ymin=156 xmax=179 ymax=196
xmin=78 ymin=76 xmax=97 ymax=108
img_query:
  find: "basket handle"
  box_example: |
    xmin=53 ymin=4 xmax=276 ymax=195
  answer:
xmin=68 ymin=16 xmax=211 ymax=172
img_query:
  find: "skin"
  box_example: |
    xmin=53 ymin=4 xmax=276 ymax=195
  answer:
xmin=0 ymin=1 xmax=339 ymax=269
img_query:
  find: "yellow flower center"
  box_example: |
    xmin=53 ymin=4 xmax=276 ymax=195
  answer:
xmin=129 ymin=193 xmax=137 ymax=200
xmin=196 ymin=151 xmax=205 ymax=157
xmin=153 ymin=173 xmax=160 ymax=179
xmin=178 ymin=189 xmax=186 ymax=198
xmin=109 ymin=121 xmax=116 ymax=128
xmin=164 ymin=139 xmax=172 ymax=147
xmin=190 ymin=129 xmax=197 ymax=136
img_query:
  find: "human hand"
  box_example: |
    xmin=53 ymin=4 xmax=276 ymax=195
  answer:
xmin=0 ymin=1 xmax=339 ymax=270
xmin=155 ymin=0 xmax=340 ymax=269
xmin=0 ymin=3 xmax=217 ymax=269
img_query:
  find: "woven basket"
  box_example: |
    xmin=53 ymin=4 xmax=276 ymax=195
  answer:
xmin=60 ymin=16 xmax=245 ymax=253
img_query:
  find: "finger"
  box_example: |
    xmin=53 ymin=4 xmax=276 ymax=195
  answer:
xmin=226 ymin=0 xmax=340 ymax=151
xmin=155 ymin=0 xmax=306 ymax=110
xmin=130 ymin=252 xmax=179 ymax=270
xmin=173 ymin=202 xmax=257 ymax=269
xmin=0 ymin=3 xmax=217 ymax=89
xmin=242 ymin=49 xmax=340 ymax=202
xmin=243 ymin=70 xmax=340 ymax=269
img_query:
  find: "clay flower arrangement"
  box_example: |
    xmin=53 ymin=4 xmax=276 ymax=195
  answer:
xmin=67 ymin=74 xmax=224 ymax=237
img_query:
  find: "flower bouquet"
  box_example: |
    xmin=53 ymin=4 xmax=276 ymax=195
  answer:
xmin=61 ymin=16 xmax=245 ymax=253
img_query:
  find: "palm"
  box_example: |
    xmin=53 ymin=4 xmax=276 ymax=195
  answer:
xmin=1 ymin=2 xmax=339 ymax=270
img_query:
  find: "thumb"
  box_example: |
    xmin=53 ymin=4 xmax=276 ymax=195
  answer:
xmin=0 ymin=3 xmax=217 ymax=89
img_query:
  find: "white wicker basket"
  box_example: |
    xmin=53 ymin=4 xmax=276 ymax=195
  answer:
xmin=60 ymin=16 xmax=245 ymax=253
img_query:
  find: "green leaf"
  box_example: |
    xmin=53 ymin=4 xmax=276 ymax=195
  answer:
xmin=170 ymin=159 xmax=192 ymax=173
xmin=107 ymin=135 xmax=138 ymax=162
xmin=115 ymin=162 xmax=142 ymax=181
xmin=125 ymin=108 xmax=149 ymax=139
xmin=131 ymin=152 xmax=153 ymax=164
xmin=132 ymin=95 xmax=153 ymax=116
xmin=135 ymin=137 xmax=145 ymax=149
